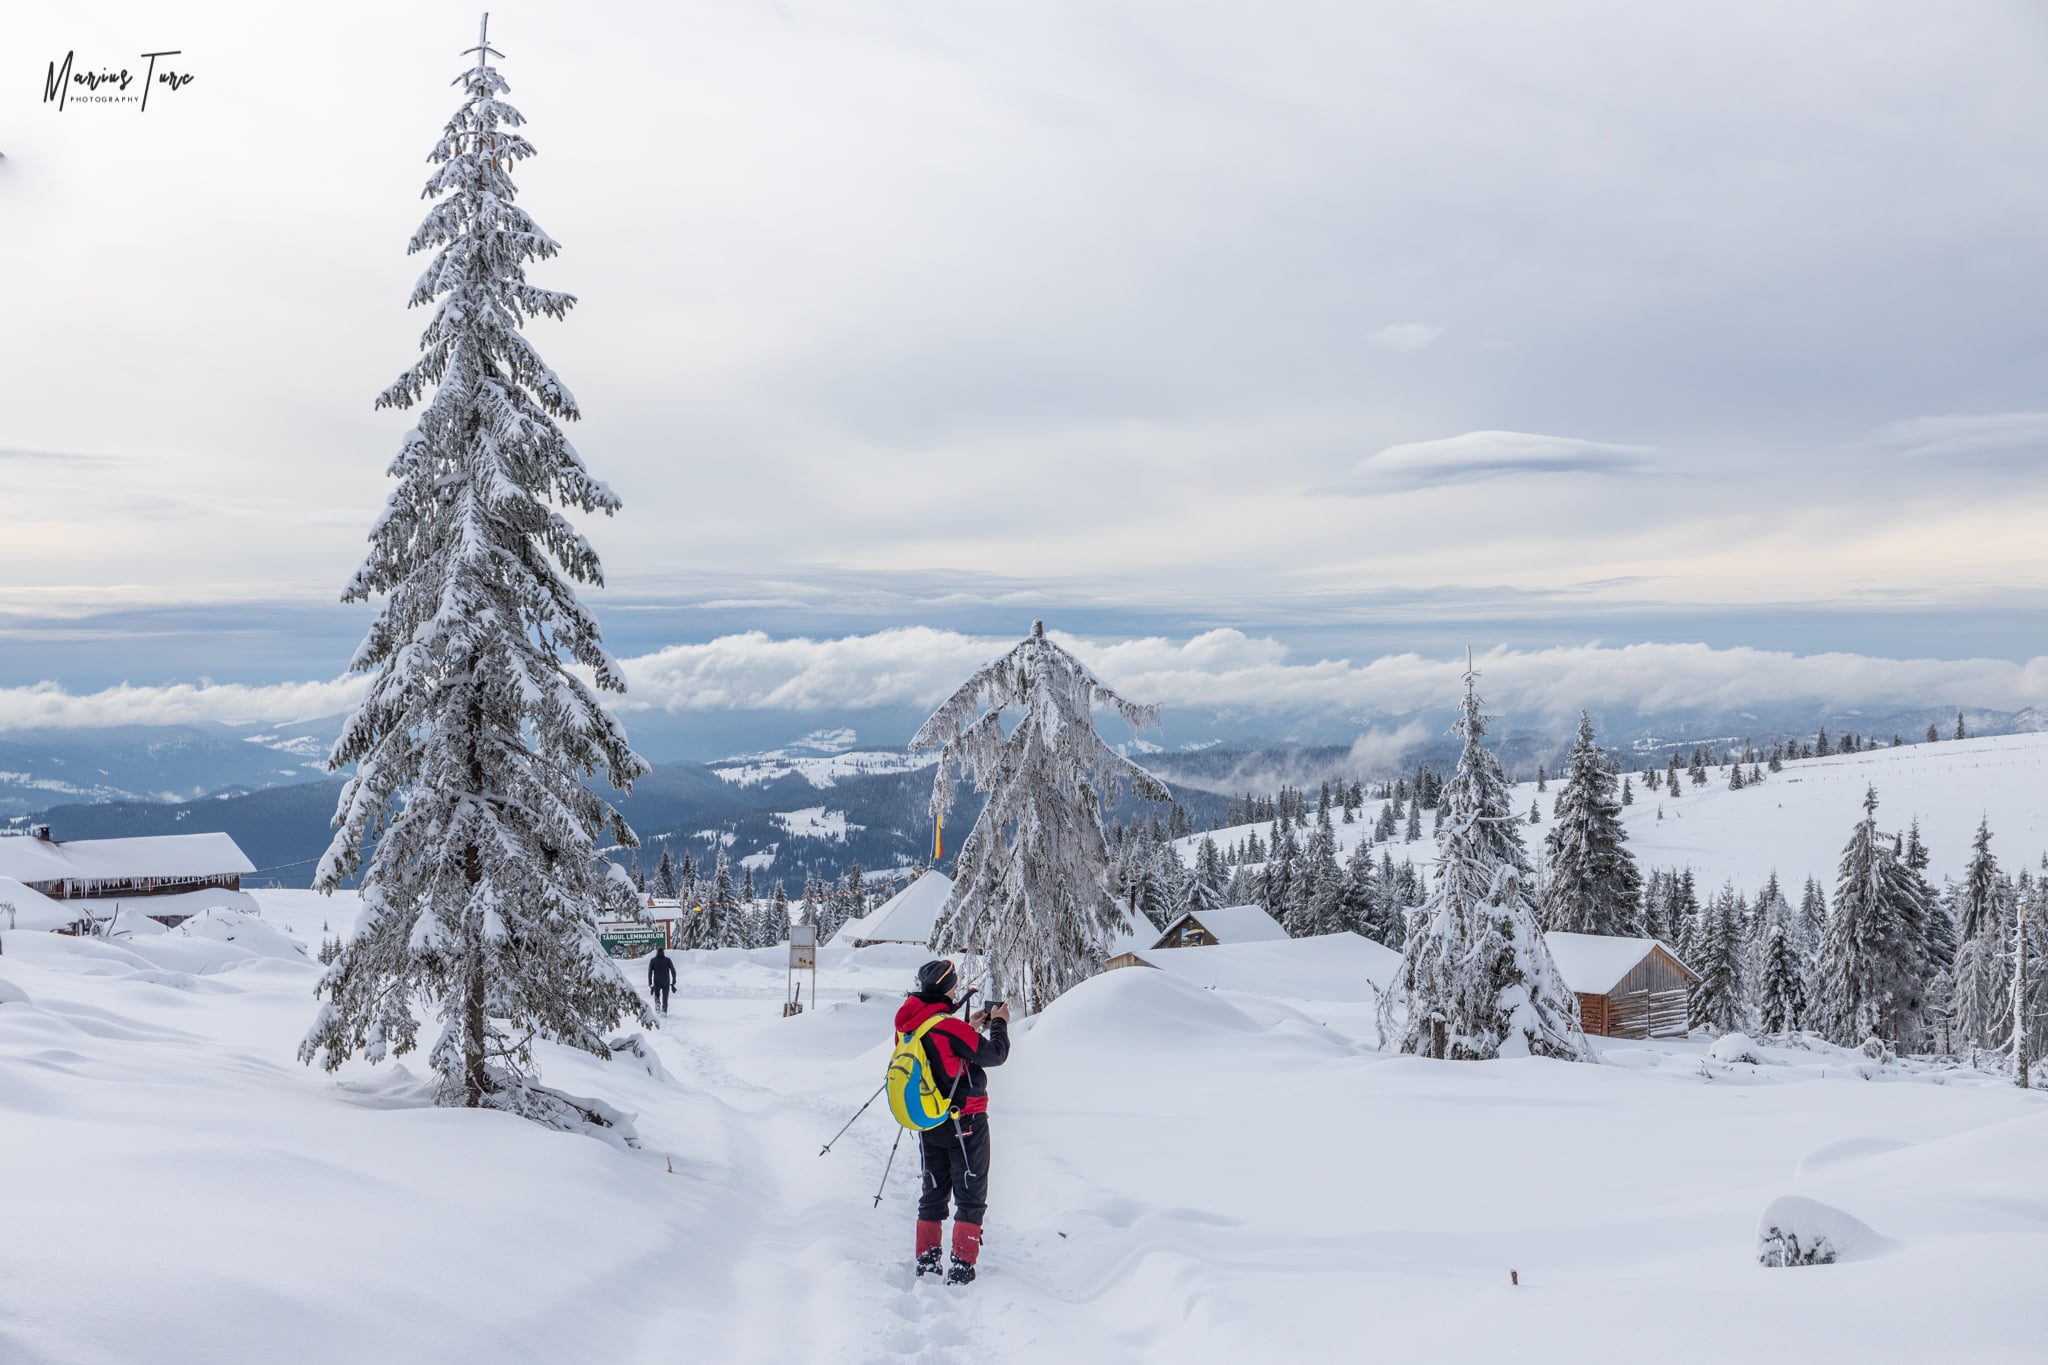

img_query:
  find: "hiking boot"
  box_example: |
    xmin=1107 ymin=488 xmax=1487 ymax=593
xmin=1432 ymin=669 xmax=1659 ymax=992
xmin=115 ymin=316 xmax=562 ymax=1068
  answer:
xmin=915 ymin=1220 xmax=944 ymax=1276
xmin=947 ymin=1222 xmax=981 ymax=1284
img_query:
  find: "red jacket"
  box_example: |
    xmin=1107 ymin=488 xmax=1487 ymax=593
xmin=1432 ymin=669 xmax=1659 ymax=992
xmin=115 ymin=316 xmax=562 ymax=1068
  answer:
xmin=894 ymin=994 xmax=1010 ymax=1115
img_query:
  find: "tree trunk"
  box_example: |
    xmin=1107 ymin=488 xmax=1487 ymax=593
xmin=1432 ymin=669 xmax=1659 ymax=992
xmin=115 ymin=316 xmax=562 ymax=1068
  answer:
xmin=2016 ymin=902 xmax=2030 ymax=1090
xmin=462 ymin=667 xmax=490 ymax=1108
xmin=463 ymin=839 xmax=488 ymax=1107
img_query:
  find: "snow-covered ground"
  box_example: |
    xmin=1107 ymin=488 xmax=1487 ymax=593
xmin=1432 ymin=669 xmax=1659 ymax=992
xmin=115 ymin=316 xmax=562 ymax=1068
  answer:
xmin=1176 ymin=730 xmax=2048 ymax=898
xmin=775 ymin=806 xmax=863 ymax=841
xmin=711 ymin=749 xmax=936 ymax=789
xmin=0 ymin=886 xmax=2041 ymax=1363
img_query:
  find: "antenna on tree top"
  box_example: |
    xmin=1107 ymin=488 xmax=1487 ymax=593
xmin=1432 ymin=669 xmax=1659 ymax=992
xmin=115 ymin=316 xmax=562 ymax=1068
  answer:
xmin=465 ymin=12 xmax=503 ymax=69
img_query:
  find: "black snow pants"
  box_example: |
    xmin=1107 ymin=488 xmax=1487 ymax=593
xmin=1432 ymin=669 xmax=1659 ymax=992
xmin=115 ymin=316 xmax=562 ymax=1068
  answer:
xmin=651 ymin=985 xmax=671 ymax=1012
xmin=917 ymin=1113 xmax=990 ymax=1226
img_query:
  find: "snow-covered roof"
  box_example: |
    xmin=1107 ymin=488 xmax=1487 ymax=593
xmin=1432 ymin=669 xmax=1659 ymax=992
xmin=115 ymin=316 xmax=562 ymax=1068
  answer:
xmin=1122 ymin=931 xmax=1402 ymax=999
xmin=1542 ymin=931 xmax=1696 ymax=995
xmin=849 ymin=870 xmax=954 ymax=946
xmin=0 ymin=832 xmax=255 ymax=883
xmin=826 ymin=913 xmax=870 ymax=949
xmin=1155 ymin=903 xmax=1289 ymax=948
xmin=0 ymin=876 xmax=74 ymax=931
xmin=1110 ymin=906 xmax=1159 ymax=958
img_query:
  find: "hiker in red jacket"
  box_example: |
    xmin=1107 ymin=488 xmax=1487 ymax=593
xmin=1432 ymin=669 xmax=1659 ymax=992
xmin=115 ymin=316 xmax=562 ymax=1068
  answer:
xmin=895 ymin=959 xmax=1010 ymax=1284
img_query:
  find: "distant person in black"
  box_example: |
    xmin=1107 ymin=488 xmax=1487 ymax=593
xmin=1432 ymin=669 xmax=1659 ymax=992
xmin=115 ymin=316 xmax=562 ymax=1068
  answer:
xmin=895 ymin=959 xmax=1010 ymax=1284
xmin=647 ymin=947 xmax=677 ymax=1013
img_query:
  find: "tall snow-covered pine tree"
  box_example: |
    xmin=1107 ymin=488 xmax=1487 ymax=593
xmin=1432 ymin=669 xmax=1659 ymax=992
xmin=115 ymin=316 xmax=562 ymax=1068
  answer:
xmin=1540 ymin=710 xmax=1641 ymax=934
xmin=1379 ymin=661 xmax=1590 ymax=1061
xmin=304 ymin=20 xmax=650 ymax=1116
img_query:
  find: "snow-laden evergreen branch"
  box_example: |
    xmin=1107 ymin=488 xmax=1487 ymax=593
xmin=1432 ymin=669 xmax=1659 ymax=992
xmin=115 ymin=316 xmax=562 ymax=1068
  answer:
xmin=303 ymin=30 xmax=651 ymax=1117
xmin=914 ymin=622 xmax=1168 ymax=1011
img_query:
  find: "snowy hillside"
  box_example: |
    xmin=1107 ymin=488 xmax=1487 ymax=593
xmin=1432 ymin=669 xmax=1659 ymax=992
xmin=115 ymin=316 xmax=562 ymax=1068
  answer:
xmin=1174 ymin=729 xmax=2048 ymax=899
xmin=0 ymin=889 xmax=2039 ymax=1362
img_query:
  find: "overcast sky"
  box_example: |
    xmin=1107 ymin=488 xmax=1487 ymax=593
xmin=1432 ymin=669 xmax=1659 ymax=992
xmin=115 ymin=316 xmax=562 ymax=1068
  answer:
xmin=7 ymin=2 xmax=2048 ymax=738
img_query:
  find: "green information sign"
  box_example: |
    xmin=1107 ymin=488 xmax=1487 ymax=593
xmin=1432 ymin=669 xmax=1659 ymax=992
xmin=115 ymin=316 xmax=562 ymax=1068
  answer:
xmin=599 ymin=925 xmax=667 ymax=958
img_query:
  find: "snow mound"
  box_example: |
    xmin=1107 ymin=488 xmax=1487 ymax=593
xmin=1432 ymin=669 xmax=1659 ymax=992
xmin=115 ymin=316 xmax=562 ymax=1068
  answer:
xmin=1710 ymin=1032 xmax=1762 ymax=1064
xmin=1031 ymin=965 xmax=1262 ymax=1052
xmin=1134 ymin=932 xmax=1401 ymax=1001
xmin=1757 ymin=1195 xmax=1892 ymax=1266
xmin=606 ymin=1032 xmax=674 ymax=1083
xmin=170 ymin=907 xmax=309 ymax=963
xmin=0 ymin=974 xmax=29 ymax=1006
xmin=1795 ymin=1136 xmax=1912 ymax=1175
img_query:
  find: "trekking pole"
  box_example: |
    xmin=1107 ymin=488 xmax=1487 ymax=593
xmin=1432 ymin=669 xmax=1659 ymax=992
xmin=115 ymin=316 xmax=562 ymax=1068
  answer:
xmin=872 ymin=1126 xmax=906 ymax=1208
xmin=819 ymin=1082 xmax=887 ymax=1157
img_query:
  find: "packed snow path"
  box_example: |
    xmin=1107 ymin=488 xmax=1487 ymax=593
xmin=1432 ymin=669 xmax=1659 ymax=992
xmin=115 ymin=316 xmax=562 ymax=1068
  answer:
xmin=0 ymin=893 xmax=2043 ymax=1363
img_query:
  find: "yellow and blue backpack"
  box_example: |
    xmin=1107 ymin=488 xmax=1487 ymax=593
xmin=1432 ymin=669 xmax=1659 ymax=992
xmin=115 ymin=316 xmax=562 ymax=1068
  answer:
xmin=886 ymin=1014 xmax=957 ymax=1130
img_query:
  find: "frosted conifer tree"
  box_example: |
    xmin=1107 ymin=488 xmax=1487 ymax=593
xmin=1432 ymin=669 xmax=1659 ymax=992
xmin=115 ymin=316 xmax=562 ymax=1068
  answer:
xmin=1378 ymin=662 xmax=1589 ymax=1061
xmin=1749 ymin=870 xmax=1792 ymax=985
xmin=1303 ymin=823 xmax=1346 ymax=935
xmin=1687 ymin=885 xmax=1748 ymax=1034
xmin=1540 ymin=711 xmax=1641 ymax=935
xmin=706 ymin=851 xmax=737 ymax=946
xmin=1189 ymin=836 xmax=1227 ymax=914
xmin=303 ymin=21 xmax=650 ymax=1116
xmin=916 ymin=622 xmax=1168 ymax=1010
xmin=1796 ymin=876 xmax=1827 ymax=958
xmin=1812 ymin=786 xmax=1932 ymax=1045
xmin=1757 ymin=923 xmax=1806 ymax=1033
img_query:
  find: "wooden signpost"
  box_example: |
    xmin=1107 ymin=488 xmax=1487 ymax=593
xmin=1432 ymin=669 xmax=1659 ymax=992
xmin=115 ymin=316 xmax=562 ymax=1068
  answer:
xmin=785 ymin=924 xmax=817 ymax=1016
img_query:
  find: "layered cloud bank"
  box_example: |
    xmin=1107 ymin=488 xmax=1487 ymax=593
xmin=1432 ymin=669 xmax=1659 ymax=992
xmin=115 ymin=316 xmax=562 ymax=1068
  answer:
xmin=8 ymin=631 xmax=2048 ymax=732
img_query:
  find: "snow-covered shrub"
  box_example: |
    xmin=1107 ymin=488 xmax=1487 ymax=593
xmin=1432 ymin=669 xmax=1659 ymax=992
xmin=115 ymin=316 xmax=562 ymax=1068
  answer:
xmin=1756 ymin=1196 xmax=1884 ymax=1267
xmin=1710 ymin=1032 xmax=1761 ymax=1065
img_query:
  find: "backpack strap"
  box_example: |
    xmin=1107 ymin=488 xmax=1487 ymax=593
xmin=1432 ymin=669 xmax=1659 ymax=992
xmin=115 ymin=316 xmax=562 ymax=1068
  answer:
xmin=905 ymin=1012 xmax=959 ymax=1092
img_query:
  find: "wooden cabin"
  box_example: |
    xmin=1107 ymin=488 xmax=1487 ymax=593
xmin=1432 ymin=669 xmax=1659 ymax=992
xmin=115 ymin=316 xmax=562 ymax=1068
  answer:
xmin=1544 ymin=932 xmax=1697 ymax=1039
xmin=0 ymin=829 xmax=256 ymax=928
xmin=1149 ymin=904 xmax=1289 ymax=951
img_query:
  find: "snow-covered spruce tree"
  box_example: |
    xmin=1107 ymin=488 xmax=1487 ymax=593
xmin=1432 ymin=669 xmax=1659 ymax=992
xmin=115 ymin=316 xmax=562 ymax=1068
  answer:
xmin=1540 ymin=710 xmax=1642 ymax=935
xmin=1796 ymin=876 xmax=1827 ymax=958
xmin=1757 ymin=923 xmax=1806 ymax=1034
xmin=1304 ymin=823 xmax=1347 ymax=935
xmin=706 ymin=851 xmax=738 ymax=946
xmin=1188 ymin=836 xmax=1227 ymax=915
xmin=305 ymin=26 xmax=651 ymax=1116
xmin=917 ymin=622 xmax=1168 ymax=1010
xmin=1687 ymin=885 xmax=1748 ymax=1034
xmin=1811 ymin=786 xmax=1932 ymax=1046
xmin=1378 ymin=664 xmax=1590 ymax=1061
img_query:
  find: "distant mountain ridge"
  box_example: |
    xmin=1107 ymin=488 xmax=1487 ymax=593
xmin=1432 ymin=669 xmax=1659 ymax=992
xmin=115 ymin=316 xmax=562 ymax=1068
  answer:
xmin=9 ymin=706 xmax=2046 ymax=892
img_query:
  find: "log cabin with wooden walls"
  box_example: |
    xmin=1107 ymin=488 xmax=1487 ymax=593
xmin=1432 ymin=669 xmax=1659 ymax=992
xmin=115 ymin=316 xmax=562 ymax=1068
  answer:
xmin=1543 ymin=932 xmax=1698 ymax=1040
xmin=1150 ymin=904 xmax=1289 ymax=951
xmin=0 ymin=829 xmax=258 ymax=928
